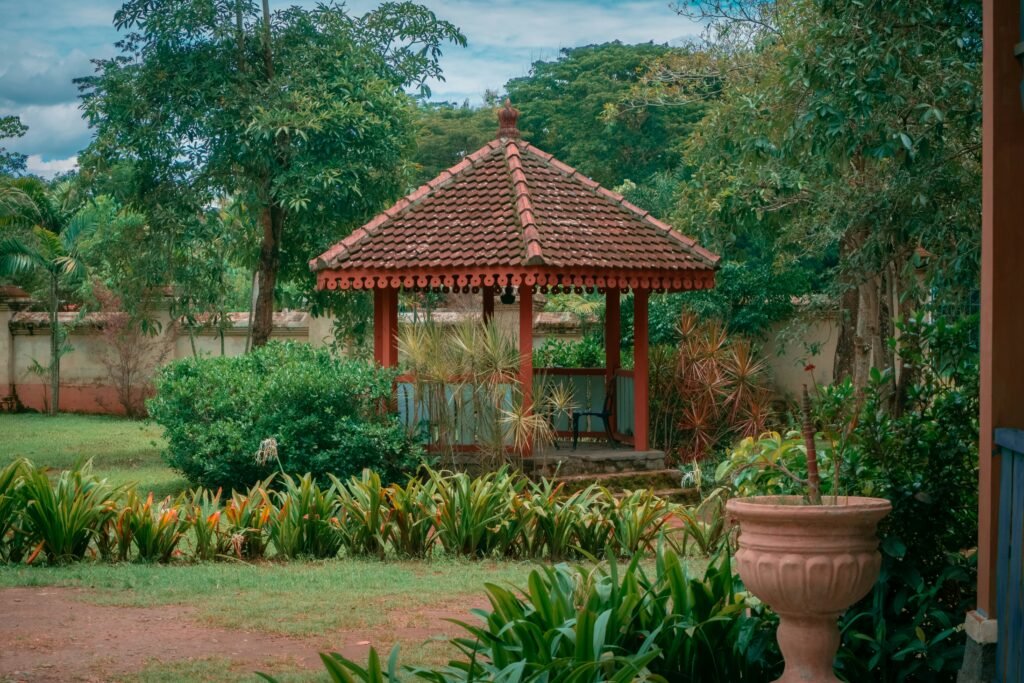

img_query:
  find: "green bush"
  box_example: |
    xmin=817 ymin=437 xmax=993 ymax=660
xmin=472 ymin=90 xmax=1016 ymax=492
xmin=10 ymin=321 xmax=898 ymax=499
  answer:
xmin=532 ymin=335 xmax=605 ymax=368
xmin=148 ymin=342 xmax=423 ymax=491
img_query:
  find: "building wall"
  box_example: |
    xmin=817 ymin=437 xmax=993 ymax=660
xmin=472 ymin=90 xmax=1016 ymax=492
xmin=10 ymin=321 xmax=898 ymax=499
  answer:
xmin=762 ymin=317 xmax=839 ymax=399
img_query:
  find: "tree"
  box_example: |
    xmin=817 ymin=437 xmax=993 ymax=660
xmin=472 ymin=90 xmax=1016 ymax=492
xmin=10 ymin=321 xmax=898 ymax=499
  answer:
xmin=410 ymin=97 xmax=498 ymax=186
xmin=0 ymin=178 xmax=97 ymax=415
xmin=79 ymin=0 xmax=466 ymax=347
xmin=0 ymin=116 xmax=28 ymax=176
xmin=639 ymin=0 xmax=980 ymax=388
xmin=506 ymin=42 xmax=703 ymax=187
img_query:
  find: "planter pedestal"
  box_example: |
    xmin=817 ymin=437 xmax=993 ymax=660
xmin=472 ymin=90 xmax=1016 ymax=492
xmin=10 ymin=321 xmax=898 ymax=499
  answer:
xmin=726 ymin=496 xmax=891 ymax=683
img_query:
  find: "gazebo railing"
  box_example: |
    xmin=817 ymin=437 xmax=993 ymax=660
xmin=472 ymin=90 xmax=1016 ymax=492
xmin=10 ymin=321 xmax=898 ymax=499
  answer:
xmin=395 ymin=368 xmax=636 ymax=449
xmin=996 ymin=428 xmax=1024 ymax=682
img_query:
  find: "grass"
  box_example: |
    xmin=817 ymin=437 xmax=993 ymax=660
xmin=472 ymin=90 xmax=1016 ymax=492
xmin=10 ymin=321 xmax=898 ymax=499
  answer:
xmin=0 ymin=558 xmax=534 ymax=637
xmin=0 ymin=413 xmax=184 ymax=496
xmin=131 ymin=657 xmax=324 ymax=682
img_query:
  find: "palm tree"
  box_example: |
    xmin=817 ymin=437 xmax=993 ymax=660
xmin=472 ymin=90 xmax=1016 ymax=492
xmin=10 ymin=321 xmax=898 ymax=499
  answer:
xmin=0 ymin=177 xmax=95 ymax=415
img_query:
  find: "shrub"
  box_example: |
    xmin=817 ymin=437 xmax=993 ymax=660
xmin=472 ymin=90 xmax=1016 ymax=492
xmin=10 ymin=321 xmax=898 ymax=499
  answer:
xmin=148 ymin=341 xmax=424 ymax=491
xmin=532 ymin=335 xmax=605 ymax=369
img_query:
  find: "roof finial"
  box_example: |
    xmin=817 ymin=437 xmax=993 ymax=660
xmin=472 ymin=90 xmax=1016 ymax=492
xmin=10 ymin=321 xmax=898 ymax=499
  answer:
xmin=497 ymin=99 xmax=520 ymax=139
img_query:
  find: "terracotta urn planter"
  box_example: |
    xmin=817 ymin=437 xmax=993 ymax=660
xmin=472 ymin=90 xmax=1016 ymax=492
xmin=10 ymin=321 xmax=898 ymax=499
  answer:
xmin=726 ymin=496 xmax=891 ymax=683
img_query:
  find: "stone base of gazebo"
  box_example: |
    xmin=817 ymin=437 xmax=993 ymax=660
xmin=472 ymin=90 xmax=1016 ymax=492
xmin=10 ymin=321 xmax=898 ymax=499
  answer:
xmin=526 ymin=444 xmax=667 ymax=478
xmin=444 ymin=444 xmax=666 ymax=478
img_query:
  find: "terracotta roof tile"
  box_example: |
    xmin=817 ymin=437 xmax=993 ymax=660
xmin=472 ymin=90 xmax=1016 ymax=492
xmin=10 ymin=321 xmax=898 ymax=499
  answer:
xmin=311 ymin=137 xmax=719 ymax=287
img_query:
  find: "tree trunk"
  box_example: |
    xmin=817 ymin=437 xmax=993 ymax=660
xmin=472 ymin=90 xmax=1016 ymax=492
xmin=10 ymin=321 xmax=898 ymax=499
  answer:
xmin=49 ymin=273 xmax=59 ymax=416
xmin=251 ymin=200 xmax=284 ymax=347
xmin=833 ymin=284 xmax=858 ymax=383
xmin=853 ymin=274 xmax=882 ymax=389
xmin=833 ymin=235 xmax=858 ymax=383
xmin=250 ymin=0 xmax=282 ymax=349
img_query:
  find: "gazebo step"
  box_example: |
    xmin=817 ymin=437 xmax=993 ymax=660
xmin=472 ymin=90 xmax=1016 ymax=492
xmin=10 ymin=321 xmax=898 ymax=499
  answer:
xmin=545 ymin=469 xmax=699 ymax=504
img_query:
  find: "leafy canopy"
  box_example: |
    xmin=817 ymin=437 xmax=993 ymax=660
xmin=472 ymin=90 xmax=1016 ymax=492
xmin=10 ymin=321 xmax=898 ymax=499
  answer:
xmin=78 ymin=0 xmax=466 ymax=320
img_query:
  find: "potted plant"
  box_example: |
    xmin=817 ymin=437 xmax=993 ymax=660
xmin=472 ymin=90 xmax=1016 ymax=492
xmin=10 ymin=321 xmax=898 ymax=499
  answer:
xmin=723 ymin=386 xmax=890 ymax=683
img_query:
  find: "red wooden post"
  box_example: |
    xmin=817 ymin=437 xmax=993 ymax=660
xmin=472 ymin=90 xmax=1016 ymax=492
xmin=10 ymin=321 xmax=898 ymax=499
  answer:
xmin=375 ymin=287 xmax=399 ymax=368
xmin=518 ymin=284 xmax=534 ymax=456
xmin=979 ymin=0 xmax=1024 ymax=619
xmin=373 ymin=288 xmax=385 ymax=366
xmin=605 ymin=287 xmax=621 ymax=432
xmin=482 ymin=286 xmax=495 ymax=324
xmin=633 ymin=288 xmax=650 ymax=451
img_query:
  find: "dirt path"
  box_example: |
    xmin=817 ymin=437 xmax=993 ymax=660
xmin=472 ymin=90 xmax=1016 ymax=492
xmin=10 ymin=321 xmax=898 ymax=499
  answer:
xmin=0 ymin=587 xmax=482 ymax=682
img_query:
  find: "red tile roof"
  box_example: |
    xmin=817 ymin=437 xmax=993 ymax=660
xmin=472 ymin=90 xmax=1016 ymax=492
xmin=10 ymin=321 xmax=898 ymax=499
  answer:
xmin=312 ymin=131 xmax=718 ymax=293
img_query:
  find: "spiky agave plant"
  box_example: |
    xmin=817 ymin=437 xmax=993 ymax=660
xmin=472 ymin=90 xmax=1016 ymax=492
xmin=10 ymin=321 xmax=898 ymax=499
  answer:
xmin=401 ymin=317 xmax=546 ymax=467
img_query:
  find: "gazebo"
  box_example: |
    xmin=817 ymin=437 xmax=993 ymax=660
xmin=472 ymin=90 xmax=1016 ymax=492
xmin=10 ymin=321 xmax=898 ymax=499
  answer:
xmin=311 ymin=102 xmax=718 ymax=456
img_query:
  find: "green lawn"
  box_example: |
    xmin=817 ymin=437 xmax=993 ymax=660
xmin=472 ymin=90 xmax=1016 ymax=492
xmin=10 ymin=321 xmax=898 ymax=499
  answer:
xmin=0 ymin=413 xmax=185 ymax=496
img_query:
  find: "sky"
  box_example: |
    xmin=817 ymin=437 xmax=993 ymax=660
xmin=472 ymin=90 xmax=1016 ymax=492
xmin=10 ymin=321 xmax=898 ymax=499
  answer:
xmin=0 ymin=0 xmax=701 ymax=178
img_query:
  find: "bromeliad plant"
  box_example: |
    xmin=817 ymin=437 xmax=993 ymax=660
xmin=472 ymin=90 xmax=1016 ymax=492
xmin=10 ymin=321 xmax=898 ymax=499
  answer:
xmin=383 ymin=475 xmax=437 ymax=558
xmin=270 ymin=474 xmax=343 ymax=560
xmin=223 ymin=480 xmax=273 ymax=560
xmin=186 ymin=487 xmax=228 ymax=562
xmin=1 ymin=461 xmax=689 ymax=565
xmin=333 ymin=470 xmax=389 ymax=558
xmin=0 ymin=459 xmax=28 ymax=563
xmin=18 ymin=460 xmax=123 ymax=564
xmin=116 ymin=491 xmax=188 ymax=563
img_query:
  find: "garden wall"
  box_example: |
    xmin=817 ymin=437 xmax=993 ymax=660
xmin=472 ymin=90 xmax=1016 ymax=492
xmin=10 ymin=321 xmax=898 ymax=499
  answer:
xmin=0 ymin=288 xmax=839 ymax=415
xmin=762 ymin=316 xmax=839 ymax=400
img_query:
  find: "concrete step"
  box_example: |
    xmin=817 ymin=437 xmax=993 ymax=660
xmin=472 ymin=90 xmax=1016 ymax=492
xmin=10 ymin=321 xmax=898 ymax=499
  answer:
xmin=547 ymin=469 xmax=699 ymax=504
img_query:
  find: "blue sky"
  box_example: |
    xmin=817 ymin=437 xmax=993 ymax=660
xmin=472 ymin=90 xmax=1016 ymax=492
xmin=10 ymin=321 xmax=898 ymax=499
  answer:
xmin=0 ymin=0 xmax=701 ymax=177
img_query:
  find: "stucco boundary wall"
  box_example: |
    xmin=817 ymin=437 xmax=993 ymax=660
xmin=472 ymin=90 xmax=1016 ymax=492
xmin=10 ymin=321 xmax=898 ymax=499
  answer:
xmin=0 ymin=291 xmax=837 ymax=416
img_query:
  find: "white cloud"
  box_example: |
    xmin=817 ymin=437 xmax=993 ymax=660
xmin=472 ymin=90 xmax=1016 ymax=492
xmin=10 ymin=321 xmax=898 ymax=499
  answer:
xmin=0 ymin=48 xmax=96 ymax=105
xmin=25 ymin=154 xmax=79 ymax=178
xmin=0 ymin=100 xmax=91 ymax=160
